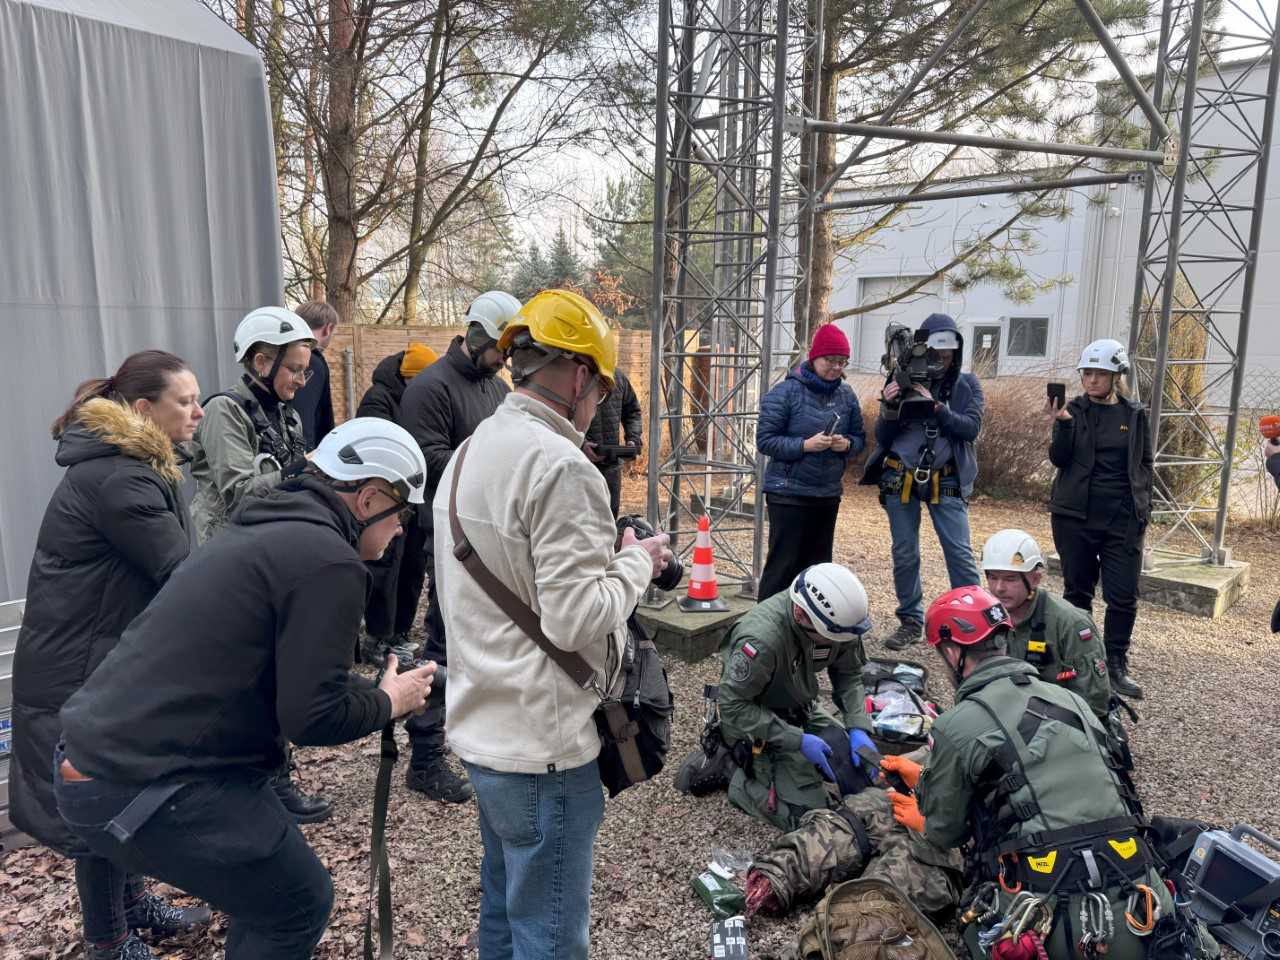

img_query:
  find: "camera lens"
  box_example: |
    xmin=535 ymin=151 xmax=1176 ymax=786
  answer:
xmin=654 ymin=554 xmax=684 ymax=592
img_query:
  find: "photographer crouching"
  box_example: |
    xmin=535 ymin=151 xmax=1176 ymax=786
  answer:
xmin=52 ymin=419 xmax=437 ymax=960
xmin=862 ymin=313 xmax=983 ymax=650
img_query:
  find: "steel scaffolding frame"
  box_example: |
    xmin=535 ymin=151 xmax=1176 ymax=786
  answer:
xmin=651 ymin=0 xmax=1278 ymax=585
xmin=1126 ymin=0 xmax=1280 ymax=566
xmin=648 ymin=0 xmax=822 ymax=593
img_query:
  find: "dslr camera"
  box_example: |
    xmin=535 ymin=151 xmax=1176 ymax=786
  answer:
xmin=616 ymin=514 xmax=684 ymax=592
xmin=881 ymin=323 xmax=936 ymax=421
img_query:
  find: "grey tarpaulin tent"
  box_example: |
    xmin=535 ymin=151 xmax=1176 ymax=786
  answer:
xmin=0 ymin=0 xmax=284 ymax=601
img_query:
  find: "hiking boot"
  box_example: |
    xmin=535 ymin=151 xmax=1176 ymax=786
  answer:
xmin=883 ymin=620 xmax=923 ymax=651
xmin=673 ymin=745 xmax=734 ymax=796
xmin=361 ymin=634 xmax=391 ymax=667
xmin=87 ymin=934 xmax=155 ymax=960
xmin=126 ymin=892 xmax=212 ymax=937
xmin=406 ymin=761 xmax=473 ymax=803
xmin=1107 ymin=656 xmax=1144 ymax=700
xmin=271 ymin=770 xmax=334 ymax=824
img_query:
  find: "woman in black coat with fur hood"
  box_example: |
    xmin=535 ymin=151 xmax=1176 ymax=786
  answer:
xmin=10 ymin=351 xmax=212 ymax=960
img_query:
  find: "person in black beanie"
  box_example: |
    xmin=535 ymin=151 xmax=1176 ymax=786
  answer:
xmin=1047 ymin=338 xmax=1153 ymax=700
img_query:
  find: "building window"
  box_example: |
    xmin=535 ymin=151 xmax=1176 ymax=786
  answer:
xmin=1007 ymin=317 xmax=1049 ymax=357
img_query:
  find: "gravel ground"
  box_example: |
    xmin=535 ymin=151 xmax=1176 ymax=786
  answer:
xmin=2 ymin=481 xmax=1277 ymax=959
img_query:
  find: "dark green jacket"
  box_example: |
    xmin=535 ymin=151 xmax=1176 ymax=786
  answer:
xmin=1008 ymin=590 xmax=1110 ymax=718
xmin=718 ymin=591 xmax=871 ymax=754
xmin=917 ymin=658 xmax=1128 ymax=853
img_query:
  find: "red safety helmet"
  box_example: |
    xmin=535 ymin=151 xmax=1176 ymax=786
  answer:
xmin=925 ymin=586 xmax=1010 ymax=648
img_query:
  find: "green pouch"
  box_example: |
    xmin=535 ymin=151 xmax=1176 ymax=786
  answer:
xmin=692 ymin=864 xmax=747 ymax=919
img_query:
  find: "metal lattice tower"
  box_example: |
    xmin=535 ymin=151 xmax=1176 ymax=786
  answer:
xmin=653 ymin=0 xmax=1278 ymax=585
xmin=1127 ymin=0 xmax=1280 ymax=566
xmin=648 ymin=0 xmax=821 ymax=592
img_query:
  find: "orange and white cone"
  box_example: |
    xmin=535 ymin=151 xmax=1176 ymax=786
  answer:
xmin=679 ymin=514 xmax=729 ymax=612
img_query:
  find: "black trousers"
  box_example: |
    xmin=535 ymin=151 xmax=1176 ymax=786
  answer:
xmin=55 ymin=760 xmax=332 ymax=960
xmin=1051 ymin=510 xmax=1144 ymax=659
xmin=74 ymin=858 xmax=145 ymax=945
xmin=603 ymin=467 xmax=622 ymax=519
xmin=406 ymin=558 xmax=447 ymax=768
xmin=364 ymin=511 xmax=429 ymax=638
xmin=758 ymin=495 xmax=841 ymax=600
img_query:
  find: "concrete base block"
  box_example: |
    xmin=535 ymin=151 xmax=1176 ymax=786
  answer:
xmin=1045 ymin=550 xmax=1250 ymax=619
xmin=633 ymin=580 xmax=756 ymax=663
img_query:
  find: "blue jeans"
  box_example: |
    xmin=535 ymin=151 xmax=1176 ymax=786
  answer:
xmin=883 ymin=477 xmax=981 ymax=624
xmin=465 ymin=759 xmax=604 ymax=960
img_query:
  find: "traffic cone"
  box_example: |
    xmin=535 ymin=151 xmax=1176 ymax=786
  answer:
xmin=679 ymin=514 xmax=729 ymax=612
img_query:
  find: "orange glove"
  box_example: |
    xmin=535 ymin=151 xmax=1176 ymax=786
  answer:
xmin=889 ymin=790 xmax=926 ymax=833
xmin=879 ymin=754 xmax=922 ymax=789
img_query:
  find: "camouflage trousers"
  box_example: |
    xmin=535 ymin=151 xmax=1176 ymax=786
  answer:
xmin=751 ymin=787 xmax=963 ymax=916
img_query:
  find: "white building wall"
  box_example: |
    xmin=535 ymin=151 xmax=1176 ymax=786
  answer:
xmin=829 ymin=58 xmax=1280 ymax=406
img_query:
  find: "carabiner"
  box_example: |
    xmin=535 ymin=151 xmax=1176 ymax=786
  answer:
xmin=1125 ymin=883 xmax=1158 ymax=936
xmin=998 ymin=853 xmax=1023 ymax=894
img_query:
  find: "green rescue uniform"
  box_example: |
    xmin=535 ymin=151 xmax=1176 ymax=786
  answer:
xmin=718 ymin=591 xmax=871 ymax=831
xmin=190 ymin=378 xmax=307 ymax=544
xmin=916 ymin=659 xmax=1210 ymax=960
xmin=1008 ymin=589 xmax=1111 ymax=718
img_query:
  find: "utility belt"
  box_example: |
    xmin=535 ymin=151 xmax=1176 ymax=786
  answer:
xmin=987 ymin=816 xmax=1154 ymax=897
xmin=881 ymin=456 xmax=958 ymax=505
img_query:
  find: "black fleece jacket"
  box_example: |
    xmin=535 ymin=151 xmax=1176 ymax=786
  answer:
xmin=1048 ymin=394 xmax=1154 ymax=522
xmin=60 ymin=478 xmax=392 ymax=784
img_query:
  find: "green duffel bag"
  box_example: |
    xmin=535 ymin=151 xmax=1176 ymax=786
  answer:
xmin=787 ymin=877 xmax=958 ymax=960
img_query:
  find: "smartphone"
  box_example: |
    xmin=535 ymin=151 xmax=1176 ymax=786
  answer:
xmin=823 ymin=411 xmax=840 ymax=435
xmin=1047 ymin=382 xmax=1066 ymax=410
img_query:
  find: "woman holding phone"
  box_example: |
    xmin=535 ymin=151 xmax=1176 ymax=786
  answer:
xmin=755 ymin=323 xmax=866 ymax=599
xmin=1046 ymin=338 xmax=1153 ymax=699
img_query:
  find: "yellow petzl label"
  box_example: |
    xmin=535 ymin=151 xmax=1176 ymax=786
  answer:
xmin=1028 ymin=641 xmax=1047 ymax=653
xmin=1027 ymin=851 xmax=1057 ymax=873
xmin=1109 ymin=838 xmax=1138 ymax=860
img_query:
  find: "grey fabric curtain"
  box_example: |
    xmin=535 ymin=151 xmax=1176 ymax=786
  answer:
xmin=0 ymin=0 xmax=284 ymax=600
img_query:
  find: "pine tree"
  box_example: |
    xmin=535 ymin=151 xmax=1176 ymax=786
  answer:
xmin=512 ymin=240 xmax=549 ymax=302
xmin=547 ymin=224 xmax=584 ymax=289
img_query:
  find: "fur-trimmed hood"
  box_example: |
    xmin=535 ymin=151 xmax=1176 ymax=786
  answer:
xmin=56 ymin=397 xmax=182 ymax=485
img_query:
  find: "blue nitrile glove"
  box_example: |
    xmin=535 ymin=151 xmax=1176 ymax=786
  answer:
xmin=800 ymin=733 xmax=836 ymax=782
xmin=848 ymin=729 xmax=875 ymax=767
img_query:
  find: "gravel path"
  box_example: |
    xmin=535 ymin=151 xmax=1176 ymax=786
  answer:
xmin=2 ymin=483 xmax=1276 ymax=959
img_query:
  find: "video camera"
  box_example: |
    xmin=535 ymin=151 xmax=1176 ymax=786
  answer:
xmin=881 ymin=323 xmax=935 ymax=421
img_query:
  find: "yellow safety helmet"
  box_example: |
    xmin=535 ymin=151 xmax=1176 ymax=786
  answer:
xmin=498 ymin=289 xmax=617 ymax=390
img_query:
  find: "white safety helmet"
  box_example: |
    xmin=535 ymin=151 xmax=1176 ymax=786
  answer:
xmin=980 ymin=529 xmax=1044 ymax=574
xmin=464 ymin=291 xmax=522 ymax=342
xmin=309 ymin=417 xmax=427 ymax=504
xmin=233 ymin=306 xmax=315 ymax=362
xmin=790 ymin=563 xmax=872 ymax=642
xmin=1077 ymin=338 xmax=1129 ymax=374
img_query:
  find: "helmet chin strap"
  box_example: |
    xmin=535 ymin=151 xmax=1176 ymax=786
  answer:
xmin=521 ymin=375 xmax=594 ymax=426
xmin=248 ymin=349 xmax=289 ymax=402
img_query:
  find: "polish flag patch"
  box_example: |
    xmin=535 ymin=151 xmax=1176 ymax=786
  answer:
xmin=742 ymin=642 xmax=758 ymax=659
xmin=1079 ymin=628 xmax=1093 ymax=641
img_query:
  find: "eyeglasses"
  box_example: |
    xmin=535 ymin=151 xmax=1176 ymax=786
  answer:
xmin=373 ymin=488 xmax=414 ymax=525
xmin=817 ymin=356 xmax=849 ymax=368
xmin=282 ymin=362 xmax=314 ymax=384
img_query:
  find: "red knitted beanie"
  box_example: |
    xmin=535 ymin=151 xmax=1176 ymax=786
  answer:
xmin=809 ymin=323 xmax=850 ymax=363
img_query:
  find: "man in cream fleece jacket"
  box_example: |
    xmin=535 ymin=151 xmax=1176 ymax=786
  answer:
xmin=433 ymin=290 xmax=671 ymax=960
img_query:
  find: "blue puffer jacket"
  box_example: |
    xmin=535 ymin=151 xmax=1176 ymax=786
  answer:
xmin=757 ymin=362 xmax=866 ymax=499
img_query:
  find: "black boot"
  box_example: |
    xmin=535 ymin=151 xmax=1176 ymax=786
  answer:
xmin=126 ymin=892 xmax=212 ymax=937
xmin=87 ymin=934 xmax=155 ymax=960
xmin=406 ymin=759 xmax=473 ymax=803
xmin=673 ymin=744 xmax=733 ymax=796
xmin=1108 ymin=655 xmax=1144 ymax=700
xmin=883 ymin=620 xmax=923 ymax=651
xmin=271 ymin=768 xmax=334 ymax=823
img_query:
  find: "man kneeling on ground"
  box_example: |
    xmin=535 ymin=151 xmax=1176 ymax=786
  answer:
xmin=54 ymin=419 xmax=437 ymax=960
xmin=717 ymin=563 xmax=876 ymax=831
